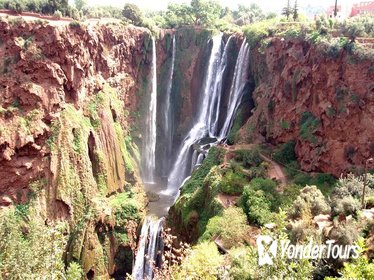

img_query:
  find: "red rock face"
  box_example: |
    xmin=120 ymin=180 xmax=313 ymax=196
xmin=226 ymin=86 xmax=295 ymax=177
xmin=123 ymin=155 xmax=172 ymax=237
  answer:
xmin=241 ymin=38 xmax=374 ymax=177
xmin=0 ymin=19 xmax=150 ymax=203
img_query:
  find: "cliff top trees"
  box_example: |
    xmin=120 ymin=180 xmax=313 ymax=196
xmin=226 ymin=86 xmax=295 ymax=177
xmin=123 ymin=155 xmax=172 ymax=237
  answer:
xmin=164 ymin=0 xmax=222 ymax=28
xmin=122 ymin=3 xmax=143 ymax=26
xmin=282 ymin=0 xmax=299 ymax=21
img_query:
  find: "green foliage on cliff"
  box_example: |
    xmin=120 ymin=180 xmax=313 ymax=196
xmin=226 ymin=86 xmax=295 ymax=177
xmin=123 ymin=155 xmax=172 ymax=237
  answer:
xmin=288 ymin=185 xmax=330 ymax=219
xmin=0 ymin=207 xmax=83 ymax=279
xmin=181 ymin=147 xmax=225 ymax=195
xmin=234 ymin=148 xmax=262 ymax=168
xmin=299 ymin=111 xmax=320 ymax=144
xmin=240 ymin=179 xmax=276 ymax=225
xmin=273 ymin=140 xmax=296 ymax=164
xmin=201 ymin=207 xmax=248 ymax=249
xmin=173 ymin=242 xmax=223 ymax=279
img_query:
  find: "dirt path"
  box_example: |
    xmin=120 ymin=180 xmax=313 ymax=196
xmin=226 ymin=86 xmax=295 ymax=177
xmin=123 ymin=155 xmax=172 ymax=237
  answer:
xmin=260 ymin=154 xmax=288 ymax=191
xmin=216 ymin=193 xmax=240 ymax=208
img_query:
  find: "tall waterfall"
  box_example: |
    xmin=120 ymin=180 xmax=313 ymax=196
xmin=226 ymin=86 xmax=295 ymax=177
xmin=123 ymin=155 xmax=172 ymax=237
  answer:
xmin=142 ymin=38 xmax=157 ymax=183
xmin=219 ymin=39 xmax=250 ymax=139
xmin=165 ymin=34 xmax=226 ymax=195
xmin=132 ymin=217 xmax=164 ymax=280
xmin=165 ymin=36 xmax=250 ymax=197
xmin=162 ymin=35 xmax=176 ymax=176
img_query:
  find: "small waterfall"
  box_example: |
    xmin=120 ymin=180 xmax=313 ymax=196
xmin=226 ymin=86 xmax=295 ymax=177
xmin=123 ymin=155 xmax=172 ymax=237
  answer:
xmin=165 ymin=34 xmax=227 ymax=195
xmin=142 ymin=38 xmax=158 ymax=183
xmin=162 ymin=35 xmax=176 ymax=177
xmin=132 ymin=217 xmax=165 ymax=280
xmin=219 ymin=39 xmax=250 ymax=139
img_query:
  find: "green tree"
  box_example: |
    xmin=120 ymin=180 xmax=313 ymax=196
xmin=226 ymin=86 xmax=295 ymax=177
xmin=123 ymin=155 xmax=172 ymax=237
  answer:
xmin=122 ymin=3 xmax=143 ymax=26
xmin=233 ymin=3 xmax=265 ymax=26
xmin=189 ymin=0 xmax=222 ymax=26
xmin=74 ymin=0 xmax=86 ymax=11
xmin=282 ymin=0 xmax=292 ymax=20
xmin=293 ymin=0 xmax=298 ymax=21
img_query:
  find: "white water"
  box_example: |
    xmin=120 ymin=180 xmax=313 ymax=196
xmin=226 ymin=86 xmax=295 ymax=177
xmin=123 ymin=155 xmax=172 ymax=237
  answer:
xmin=165 ymin=34 xmax=225 ymax=195
xmin=142 ymin=38 xmax=157 ymax=183
xmin=165 ymin=36 xmax=250 ymax=197
xmin=163 ymin=35 xmax=176 ymax=176
xmin=207 ymin=36 xmax=233 ymax=137
xmin=219 ymin=39 xmax=250 ymax=139
xmin=132 ymin=217 xmax=164 ymax=280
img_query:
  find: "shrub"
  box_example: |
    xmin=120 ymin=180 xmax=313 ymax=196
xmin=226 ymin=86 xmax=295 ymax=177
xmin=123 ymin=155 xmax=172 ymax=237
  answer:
xmin=69 ymin=21 xmax=81 ymax=28
xmin=243 ymin=19 xmax=279 ymax=48
xmin=241 ymin=187 xmax=272 ymax=225
xmin=66 ymin=262 xmax=83 ymax=280
xmin=273 ymin=141 xmax=296 ymax=165
xmin=174 ymin=242 xmax=223 ymax=279
xmin=333 ymin=238 xmax=374 ymax=279
xmin=219 ymin=170 xmax=247 ymax=195
xmin=234 ymin=149 xmax=262 ymax=168
xmin=53 ymin=10 xmax=63 ymax=19
xmin=250 ymin=177 xmax=277 ymax=193
xmin=201 ymin=207 xmax=248 ymax=249
xmin=331 ymin=195 xmax=361 ymax=217
xmin=299 ymin=111 xmax=320 ymax=143
xmin=288 ymin=185 xmax=330 ymax=219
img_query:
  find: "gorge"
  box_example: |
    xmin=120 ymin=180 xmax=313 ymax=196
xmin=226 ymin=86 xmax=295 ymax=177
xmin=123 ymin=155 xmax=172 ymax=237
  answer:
xmin=0 ymin=13 xmax=373 ymax=280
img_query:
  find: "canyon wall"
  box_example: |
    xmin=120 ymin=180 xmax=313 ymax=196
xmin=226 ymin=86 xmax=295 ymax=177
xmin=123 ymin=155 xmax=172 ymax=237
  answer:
xmin=238 ymin=38 xmax=374 ymax=177
xmin=0 ymin=18 xmax=152 ymax=278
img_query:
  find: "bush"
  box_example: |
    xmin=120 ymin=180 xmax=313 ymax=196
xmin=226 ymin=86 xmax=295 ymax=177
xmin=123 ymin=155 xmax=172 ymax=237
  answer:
xmin=299 ymin=111 xmax=320 ymax=144
xmin=333 ymin=238 xmax=374 ymax=279
xmin=234 ymin=149 xmax=262 ymax=168
xmin=219 ymin=170 xmax=247 ymax=195
xmin=53 ymin=10 xmax=63 ymax=19
xmin=201 ymin=207 xmax=248 ymax=249
xmin=250 ymin=177 xmax=277 ymax=193
xmin=174 ymin=242 xmax=223 ymax=279
xmin=243 ymin=19 xmax=278 ymax=48
xmin=273 ymin=141 xmax=296 ymax=165
xmin=0 ymin=208 xmax=69 ymax=278
xmin=331 ymin=195 xmax=361 ymax=217
xmin=66 ymin=262 xmax=83 ymax=280
xmin=241 ymin=187 xmax=272 ymax=225
xmin=288 ymin=185 xmax=330 ymax=219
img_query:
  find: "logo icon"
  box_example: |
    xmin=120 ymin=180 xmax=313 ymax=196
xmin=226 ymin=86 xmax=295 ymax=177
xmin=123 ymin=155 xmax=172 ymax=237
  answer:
xmin=257 ymin=235 xmax=278 ymax=265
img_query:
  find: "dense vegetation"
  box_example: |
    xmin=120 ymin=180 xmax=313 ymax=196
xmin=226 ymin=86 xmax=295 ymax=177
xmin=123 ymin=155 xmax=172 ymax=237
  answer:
xmin=170 ymin=143 xmax=374 ymax=279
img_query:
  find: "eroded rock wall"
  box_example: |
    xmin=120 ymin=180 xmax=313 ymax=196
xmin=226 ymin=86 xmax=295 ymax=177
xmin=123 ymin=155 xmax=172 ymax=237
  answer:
xmin=239 ymin=38 xmax=374 ymax=176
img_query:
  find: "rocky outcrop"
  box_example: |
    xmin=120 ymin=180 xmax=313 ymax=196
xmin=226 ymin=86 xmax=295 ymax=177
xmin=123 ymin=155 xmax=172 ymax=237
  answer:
xmin=239 ymin=38 xmax=374 ymax=177
xmin=0 ymin=17 xmax=150 ymax=277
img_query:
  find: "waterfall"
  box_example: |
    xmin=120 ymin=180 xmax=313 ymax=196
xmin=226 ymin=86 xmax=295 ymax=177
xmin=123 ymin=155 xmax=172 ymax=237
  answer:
xmin=207 ymin=36 xmax=233 ymax=137
xmin=165 ymin=34 xmax=227 ymax=195
xmin=165 ymin=36 xmax=250 ymax=197
xmin=132 ymin=217 xmax=165 ymax=280
xmin=162 ymin=35 xmax=176 ymax=177
xmin=142 ymin=38 xmax=157 ymax=183
xmin=219 ymin=39 xmax=250 ymax=140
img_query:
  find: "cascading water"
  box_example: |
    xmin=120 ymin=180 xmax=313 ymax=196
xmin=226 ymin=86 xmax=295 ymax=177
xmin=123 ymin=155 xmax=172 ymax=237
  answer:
xmin=165 ymin=34 xmax=226 ymax=195
xmin=134 ymin=35 xmax=250 ymax=280
xmin=142 ymin=38 xmax=158 ymax=183
xmin=162 ymin=35 xmax=176 ymax=176
xmin=165 ymin=36 xmax=250 ymax=197
xmin=132 ymin=217 xmax=165 ymax=280
xmin=207 ymin=36 xmax=233 ymax=137
xmin=219 ymin=39 xmax=250 ymax=139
